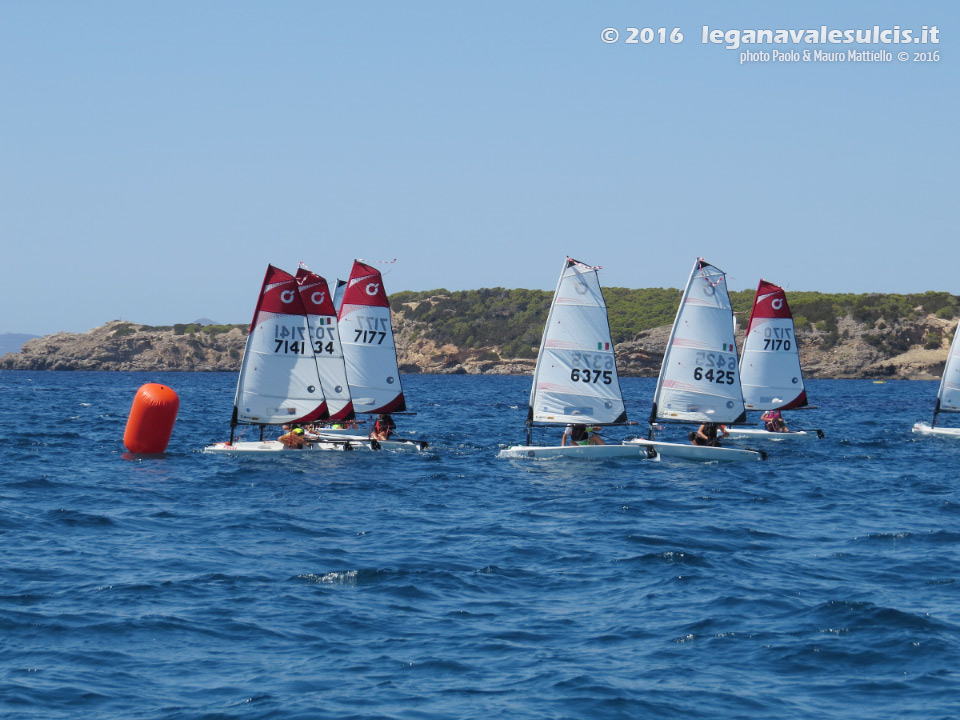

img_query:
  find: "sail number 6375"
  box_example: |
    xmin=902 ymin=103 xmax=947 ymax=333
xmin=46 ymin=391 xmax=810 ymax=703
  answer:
xmin=571 ymin=368 xmax=613 ymax=384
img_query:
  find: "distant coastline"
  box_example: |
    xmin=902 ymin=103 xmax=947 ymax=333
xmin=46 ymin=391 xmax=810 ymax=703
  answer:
xmin=1 ymin=289 xmax=956 ymax=379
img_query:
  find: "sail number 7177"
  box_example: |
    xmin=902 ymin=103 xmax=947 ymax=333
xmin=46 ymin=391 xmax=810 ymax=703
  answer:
xmin=351 ymin=315 xmax=390 ymax=345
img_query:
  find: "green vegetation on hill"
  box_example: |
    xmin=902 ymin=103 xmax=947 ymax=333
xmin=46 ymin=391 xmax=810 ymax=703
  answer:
xmin=391 ymin=287 xmax=959 ymax=353
xmin=392 ymin=288 xmax=551 ymax=358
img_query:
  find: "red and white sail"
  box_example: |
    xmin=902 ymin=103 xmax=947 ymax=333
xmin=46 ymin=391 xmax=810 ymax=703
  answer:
xmin=337 ymin=260 xmax=406 ymax=413
xmin=233 ymin=265 xmax=329 ymax=425
xmin=739 ymin=279 xmax=808 ymax=411
xmin=528 ymin=257 xmax=626 ymax=425
xmin=295 ymin=268 xmax=355 ymax=421
xmin=651 ymin=258 xmax=747 ymax=425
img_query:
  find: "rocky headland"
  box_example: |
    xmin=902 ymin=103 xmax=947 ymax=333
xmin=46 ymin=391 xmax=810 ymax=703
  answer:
xmin=0 ymin=306 xmax=954 ymax=380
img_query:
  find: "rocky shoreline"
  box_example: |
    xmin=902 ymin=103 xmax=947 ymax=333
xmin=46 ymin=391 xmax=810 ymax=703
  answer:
xmin=0 ymin=310 xmax=953 ymax=380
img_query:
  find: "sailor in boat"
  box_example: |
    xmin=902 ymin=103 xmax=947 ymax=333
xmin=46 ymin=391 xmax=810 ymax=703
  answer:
xmin=329 ymin=418 xmax=359 ymax=430
xmin=761 ymin=410 xmax=789 ymax=433
xmin=561 ymin=424 xmax=606 ymax=447
xmin=369 ymin=414 xmax=396 ymax=441
xmin=279 ymin=426 xmax=312 ymax=449
xmin=689 ymin=422 xmax=729 ymax=447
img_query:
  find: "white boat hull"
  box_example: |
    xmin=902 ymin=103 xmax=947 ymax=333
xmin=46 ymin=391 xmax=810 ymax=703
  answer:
xmin=498 ymin=443 xmax=659 ymax=460
xmin=623 ymin=438 xmax=764 ymax=462
xmin=912 ymin=422 xmax=960 ymax=438
xmin=724 ymin=428 xmax=816 ymax=440
xmin=203 ymin=438 xmax=424 ymax=453
xmin=313 ymin=428 xmax=368 ymax=438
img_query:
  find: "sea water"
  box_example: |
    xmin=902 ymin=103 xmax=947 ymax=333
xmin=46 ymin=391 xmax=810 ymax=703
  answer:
xmin=1 ymin=371 xmax=958 ymax=719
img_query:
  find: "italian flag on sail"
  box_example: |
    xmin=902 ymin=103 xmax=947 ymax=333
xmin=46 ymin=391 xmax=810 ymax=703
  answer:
xmin=722 ymin=342 xmax=734 ymax=351
xmin=598 ymin=341 xmax=610 ymax=350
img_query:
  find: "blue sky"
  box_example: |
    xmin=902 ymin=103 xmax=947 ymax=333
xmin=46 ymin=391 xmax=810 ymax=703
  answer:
xmin=1 ymin=1 xmax=955 ymax=335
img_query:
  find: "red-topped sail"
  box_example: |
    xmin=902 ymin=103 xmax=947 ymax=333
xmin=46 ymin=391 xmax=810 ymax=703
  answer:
xmin=740 ymin=279 xmax=808 ymax=411
xmin=745 ymin=279 xmax=794 ymax=334
xmin=340 ymin=261 xmax=391 ymax=308
xmin=233 ymin=265 xmax=329 ymax=425
xmin=295 ymin=268 xmax=355 ymax=421
xmin=337 ymin=260 xmax=406 ymax=413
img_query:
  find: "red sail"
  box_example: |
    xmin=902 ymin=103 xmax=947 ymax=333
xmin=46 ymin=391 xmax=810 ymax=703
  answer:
xmin=339 ymin=261 xmax=390 ymax=310
xmin=745 ymin=279 xmax=794 ymax=336
xmin=248 ymin=265 xmax=302 ymax=332
xmin=295 ymin=268 xmax=338 ymax=316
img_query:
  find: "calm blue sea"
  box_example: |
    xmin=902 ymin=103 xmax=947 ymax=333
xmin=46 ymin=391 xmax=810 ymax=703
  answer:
xmin=1 ymin=371 xmax=959 ymax=719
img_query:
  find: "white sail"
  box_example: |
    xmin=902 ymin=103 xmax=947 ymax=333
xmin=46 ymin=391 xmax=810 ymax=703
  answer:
xmin=234 ymin=265 xmax=330 ymax=425
xmin=333 ymin=279 xmax=346 ymax=313
xmin=296 ymin=268 xmax=356 ymax=421
xmin=936 ymin=323 xmax=960 ymax=415
xmin=337 ymin=261 xmax=406 ymax=414
xmin=739 ymin=279 xmax=808 ymax=411
xmin=527 ymin=257 xmax=626 ymax=425
xmin=651 ymin=258 xmax=747 ymax=425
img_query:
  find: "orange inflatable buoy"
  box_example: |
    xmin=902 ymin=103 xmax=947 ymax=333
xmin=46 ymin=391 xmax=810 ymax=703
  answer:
xmin=123 ymin=383 xmax=180 ymax=453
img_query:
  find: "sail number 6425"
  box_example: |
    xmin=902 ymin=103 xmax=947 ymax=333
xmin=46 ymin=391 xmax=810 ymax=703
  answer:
xmin=694 ymin=367 xmax=735 ymax=384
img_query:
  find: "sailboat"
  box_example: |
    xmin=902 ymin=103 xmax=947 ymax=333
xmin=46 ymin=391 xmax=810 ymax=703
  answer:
xmin=204 ymin=264 xmax=422 ymax=453
xmin=624 ymin=258 xmax=765 ymax=462
xmin=337 ymin=260 xmax=407 ymax=413
xmin=724 ymin=279 xmax=823 ymax=441
xmin=295 ymin=267 xmax=355 ymax=422
xmin=498 ymin=257 xmax=656 ymax=460
xmin=334 ymin=259 xmax=428 ymax=449
xmin=913 ymin=319 xmax=960 ymax=437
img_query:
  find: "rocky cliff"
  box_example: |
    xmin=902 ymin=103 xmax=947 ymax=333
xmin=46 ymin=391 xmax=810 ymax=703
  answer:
xmin=1 ymin=311 xmax=953 ymax=380
xmin=0 ymin=322 xmax=245 ymax=371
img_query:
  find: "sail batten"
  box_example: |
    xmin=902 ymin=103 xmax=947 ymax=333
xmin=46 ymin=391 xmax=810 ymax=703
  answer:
xmin=527 ymin=257 xmax=626 ymax=425
xmin=739 ymin=279 xmax=808 ymax=411
xmin=651 ymin=259 xmax=746 ymax=425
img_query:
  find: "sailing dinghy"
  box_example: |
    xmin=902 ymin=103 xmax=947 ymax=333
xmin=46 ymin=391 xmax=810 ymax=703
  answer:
xmin=725 ymin=279 xmax=823 ymax=441
xmin=204 ymin=264 xmax=422 ymax=453
xmin=334 ymin=260 xmax=428 ymax=449
xmin=624 ymin=259 xmax=764 ymax=462
xmin=498 ymin=257 xmax=656 ymax=460
xmin=913 ymin=319 xmax=960 ymax=437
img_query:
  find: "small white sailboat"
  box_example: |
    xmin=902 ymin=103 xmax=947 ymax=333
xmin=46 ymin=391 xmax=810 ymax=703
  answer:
xmin=333 ymin=259 xmax=428 ymax=450
xmin=499 ymin=257 xmax=655 ymax=460
xmin=725 ymin=279 xmax=823 ymax=441
xmin=337 ymin=260 xmax=407 ymax=414
xmin=204 ymin=265 xmax=422 ymax=453
xmin=913 ymin=319 xmax=960 ymax=437
xmin=625 ymin=258 xmax=765 ymax=462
